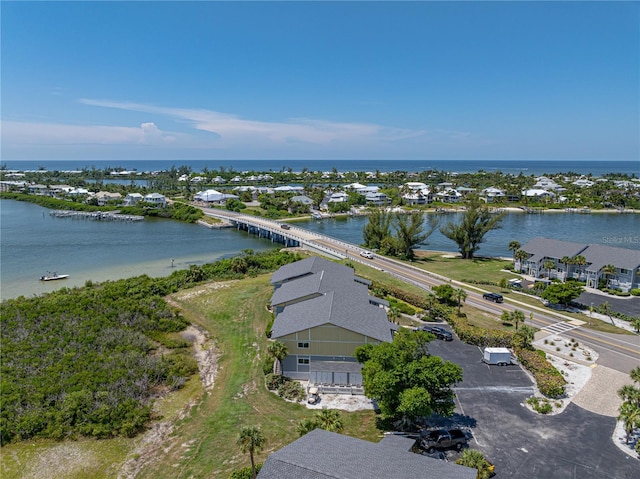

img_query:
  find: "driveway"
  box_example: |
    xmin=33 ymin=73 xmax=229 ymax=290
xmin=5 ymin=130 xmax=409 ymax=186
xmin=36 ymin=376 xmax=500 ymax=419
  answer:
xmin=426 ymin=335 xmax=639 ymax=478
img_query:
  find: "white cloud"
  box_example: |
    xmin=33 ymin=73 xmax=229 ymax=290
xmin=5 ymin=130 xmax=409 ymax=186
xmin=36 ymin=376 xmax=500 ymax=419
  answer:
xmin=2 ymin=99 xmax=477 ymax=159
xmin=1 ymin=120 xmax=183 ymax=146
xmin=78 ymin=98 xmax=433 ymax=147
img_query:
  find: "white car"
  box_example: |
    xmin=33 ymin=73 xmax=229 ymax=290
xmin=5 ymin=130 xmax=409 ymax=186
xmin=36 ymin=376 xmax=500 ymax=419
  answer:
xmin=360 ymin=251 xmax=374 ymax=259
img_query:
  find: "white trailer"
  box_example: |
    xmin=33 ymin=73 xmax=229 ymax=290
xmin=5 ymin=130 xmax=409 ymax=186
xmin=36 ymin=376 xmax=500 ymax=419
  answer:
xmin=483 ymin=347 xmax=512 ymax=366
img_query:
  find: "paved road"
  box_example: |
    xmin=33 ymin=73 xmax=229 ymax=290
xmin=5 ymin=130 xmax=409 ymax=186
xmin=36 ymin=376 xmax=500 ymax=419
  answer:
xmin=203 ymin=208 xmax=640 ymax=373
xmin=427 ymin=338 xmax=640 ymax=479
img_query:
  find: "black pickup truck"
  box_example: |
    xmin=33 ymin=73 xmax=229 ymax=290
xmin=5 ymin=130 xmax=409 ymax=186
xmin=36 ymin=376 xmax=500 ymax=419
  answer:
xmin=423 ymin=325 xmax=453 ymax=341
xmin=420 ymin=429 xmax=468 ymax=453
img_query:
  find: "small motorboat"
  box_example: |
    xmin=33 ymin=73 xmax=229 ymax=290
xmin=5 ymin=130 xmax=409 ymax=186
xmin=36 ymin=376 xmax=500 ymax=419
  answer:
xmin=40 ymin=272 xmax=69 ymax=281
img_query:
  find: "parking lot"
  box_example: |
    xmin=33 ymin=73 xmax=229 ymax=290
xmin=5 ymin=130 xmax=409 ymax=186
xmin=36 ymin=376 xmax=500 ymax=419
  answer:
xmin=426 ymin=330 xmax=639 ymax=478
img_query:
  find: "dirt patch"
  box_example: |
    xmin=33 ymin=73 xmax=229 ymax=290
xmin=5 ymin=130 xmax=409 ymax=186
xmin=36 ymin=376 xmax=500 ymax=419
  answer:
xmin=120 ymin=295 xmax=222 ymax=478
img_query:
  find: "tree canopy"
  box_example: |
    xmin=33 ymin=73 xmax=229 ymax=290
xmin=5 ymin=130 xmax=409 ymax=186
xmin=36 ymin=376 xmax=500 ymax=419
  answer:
xmin=440 ymin=196 xmax=505 ymax=259
xmin=356 ymin=329 xmax=462 ymax=420
xmin=362 ymin=210 xmax=438 ymax=260
xmin=541 ymin=282 xmax=584 ymax=307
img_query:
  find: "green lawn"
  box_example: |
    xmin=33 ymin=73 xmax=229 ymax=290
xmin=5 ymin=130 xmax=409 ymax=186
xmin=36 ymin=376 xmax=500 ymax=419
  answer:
xmin=137 ymin=276 xmax=380 ymax=478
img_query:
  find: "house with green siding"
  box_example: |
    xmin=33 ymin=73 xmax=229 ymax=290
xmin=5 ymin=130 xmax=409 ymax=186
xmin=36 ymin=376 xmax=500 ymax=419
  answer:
xmin=269 ymin=257 xmax=394 ymax=385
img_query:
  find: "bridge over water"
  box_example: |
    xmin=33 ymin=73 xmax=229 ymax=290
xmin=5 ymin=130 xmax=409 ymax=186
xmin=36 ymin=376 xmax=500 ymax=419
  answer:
xmin=202 ymin=208 xmax=355 ymax=260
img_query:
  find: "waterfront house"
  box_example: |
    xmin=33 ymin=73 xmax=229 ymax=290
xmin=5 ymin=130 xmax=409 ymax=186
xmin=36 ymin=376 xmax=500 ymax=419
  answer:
xmin=257 ymin=429 xmax=476 ymax=479
xmin=327 ymin=192 xmax=349 ymax=204
xmin=94 ymin=191 xmax=122 ymax=206
xmin=269 ymin=257 xmax=393 ymax=385
xmin=482 ymin=187 xmax=506 ymax=202
xmin=364 ymin=191 xmax=389 ymax=206
xmin=123 ymin=192 xmax=144 ymax=206
xmin=144 ymin=193 xmax=167 ymax=207
xmin=194 ymin=189 xmax=239 ymax=203
xmin=517 ymin=237 xmax=640 ymax=292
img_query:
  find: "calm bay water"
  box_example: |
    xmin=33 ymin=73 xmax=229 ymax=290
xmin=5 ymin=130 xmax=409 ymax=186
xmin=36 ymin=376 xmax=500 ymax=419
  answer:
xmin=2 ymin=199 xmax=639 ymax=301
xmin=0 ymin=200 xmax=274 ymax=300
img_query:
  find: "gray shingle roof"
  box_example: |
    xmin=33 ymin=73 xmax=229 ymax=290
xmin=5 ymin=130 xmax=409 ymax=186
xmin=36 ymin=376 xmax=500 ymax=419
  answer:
xmin=270 ymin=291 xmax=393 ymax=342
xmin=582 ymin=244 xmax=640 ymax=272
xmin=521 ymin=237 xmax=588 ymax=263
xmin=257 ymin=429 xmax=476 ymax=479
xmin=521 ymin=237 xmax=640 ymax=272
xmin=270 ymin=257 xmax=345 ymax=285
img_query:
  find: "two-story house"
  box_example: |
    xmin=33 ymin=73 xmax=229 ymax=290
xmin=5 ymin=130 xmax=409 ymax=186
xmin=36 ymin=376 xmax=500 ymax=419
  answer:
xmin=269 ymin=257 xmax=394 ymax=386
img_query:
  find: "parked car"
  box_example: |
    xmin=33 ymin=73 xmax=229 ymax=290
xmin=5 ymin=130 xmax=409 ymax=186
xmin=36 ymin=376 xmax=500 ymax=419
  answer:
xmin=359 ymin=251 xmax=374 ymax=259
xmin=420 ymin=429 xmax=468 ymax=454
xmin=423 ymin=325 xmax=453 ymax=341
xmin=482 ymin=292 xmax=504 ymax=303
xmin=280 ymin=224 xmax=291 ymax=230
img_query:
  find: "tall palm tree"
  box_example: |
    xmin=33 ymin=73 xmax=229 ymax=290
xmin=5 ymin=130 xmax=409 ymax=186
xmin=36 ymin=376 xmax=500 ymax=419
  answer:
xmin=602 ymin=264 xmax=617 ymax=289
xmin=543 ymin=259 xmax=555 ymax=280
xmin=511 ymin=310 xmax=525 ymax=331
xmin=454 ymin=288 xmax=467 ymax=315
xmin=237 ymin=426 xmax=266 ymax=479
xmin=617 ymin=402 xmax=640 ymax=444
xmin=267 ymin=341 xmax=288 ymax=376
xmin=560 ymin=256 xmax=573 ymax=282
xmin=572 ymin=255 xmax=587 ymax=280
xmin=508 ymin=240 xmax=521 ymax=261
xmin=514 ymin=249 xmax=528 ymax=273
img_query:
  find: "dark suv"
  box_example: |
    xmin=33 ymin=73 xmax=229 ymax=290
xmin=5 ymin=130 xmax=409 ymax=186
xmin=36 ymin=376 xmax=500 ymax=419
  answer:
xmin=423 ymin=325 xmax=453 ymax=341
xmin=482 ymin=292 xmax=504 ymax=303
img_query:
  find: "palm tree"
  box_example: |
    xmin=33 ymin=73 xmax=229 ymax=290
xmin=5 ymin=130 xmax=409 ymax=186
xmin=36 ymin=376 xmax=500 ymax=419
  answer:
xmin=543 ymin=259 xmax=555 ymax=280
xmin=237 ymin=426 xmax=266 ymax=479
xmin=601 ymin=301 xmax=614 ymax=326
xmin=631 ymin=366 xmax=640 ymax=385
xmin=387 ymin=305 xmax=401 ymax=324
xmin=617 ymin=402 xmax=640 ymax=444
xmin=511 ymin=309 xmax=525 ymax=331
xmin=516 ymin=325 xmax=535 ymax=349
xmin=508 ymin=240 xmax=521 ymax=261
xmin=313 ymin=408 xmax=344 ymax=433
xmin=560 ymin=256 xmax=573 ymax=282
xmin=455 ymin=449 xmax=495 ymax=479
xmin=454 ymin=288 xmax=467 ymax=315
xmin=572 ymin=255 xmax=587 ymax=280
xmin=602 ymin=264 xmax=617 ymax=289
xmin=267 ymin=341 xmax=288 ymax=376
xmin=631 ymin=317 xmax=640 ymax=334
xmin=514 ymin=249 xmax=528 ymax=273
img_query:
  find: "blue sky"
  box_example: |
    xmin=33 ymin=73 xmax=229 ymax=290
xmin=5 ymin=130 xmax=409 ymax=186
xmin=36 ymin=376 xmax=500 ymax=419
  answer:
xmin=1 ymin=1 xmax=638 ymax=162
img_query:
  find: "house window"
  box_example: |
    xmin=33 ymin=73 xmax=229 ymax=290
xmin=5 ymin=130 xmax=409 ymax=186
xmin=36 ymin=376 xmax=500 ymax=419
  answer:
xmin=620 ymin=268 xmax=629 ymax=275
xmin=297 ymin=342 xmax=309 ymax=349
xmin=298 ymin=358 xmax=309 ymax=365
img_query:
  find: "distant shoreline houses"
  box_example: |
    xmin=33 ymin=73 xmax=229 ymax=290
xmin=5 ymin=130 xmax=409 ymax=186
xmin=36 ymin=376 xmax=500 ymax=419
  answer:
xmin=516 ymin=237 xmax=640 ymax=292
xmin=268 ymin=257 xmax=394 ymax=388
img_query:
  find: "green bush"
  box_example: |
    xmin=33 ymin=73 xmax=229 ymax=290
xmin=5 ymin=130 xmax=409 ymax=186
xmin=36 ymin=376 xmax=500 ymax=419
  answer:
xmin=229 ymin=463 xmax=263 ymax=479
xmin=526 ymin=397 xmax=553 ymax=414
xmin=516 ymin=348 xmax=566 ymax=398
xmin=447 ymin=313 xmax=514 ymax=348
xmin=278 ymin=380 xmax=305 ymax=401
xmin=265 ymin=373 xmax=286 ymax=390
xmin=630 ymin=289 xmax=640 ymax=296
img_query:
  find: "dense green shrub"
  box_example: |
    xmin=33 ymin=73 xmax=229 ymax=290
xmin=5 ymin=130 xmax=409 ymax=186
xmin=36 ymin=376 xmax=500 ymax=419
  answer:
xmin=0 ymin=249 xmax=300 ymax=445
xmin=515 ymin=348 xmax=566 ymax=398
xmin=630 ymin=289 xmax=640 ymax=296
xmin=265 ymin=373 xmax=286 ymax=390
xmin=447 ymin=313 xmax=514 ymax=348
xmin=229 ymin=463 xmax=263 ymax=479
xmin=526 ymin=397 xmax=553 ymax=414
xmin=278 ymin=380 xmax=305 ymax=401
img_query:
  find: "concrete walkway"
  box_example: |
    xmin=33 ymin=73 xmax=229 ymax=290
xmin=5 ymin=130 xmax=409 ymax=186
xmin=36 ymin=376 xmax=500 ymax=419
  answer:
xmin=572 ymin=364 xmax=631 ymax=417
